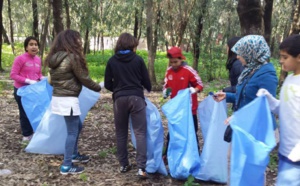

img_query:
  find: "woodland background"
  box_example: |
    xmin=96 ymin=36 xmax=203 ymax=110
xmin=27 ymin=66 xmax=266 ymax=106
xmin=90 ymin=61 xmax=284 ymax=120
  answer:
xmin=0 ymin=0 xmax=298 ymax=185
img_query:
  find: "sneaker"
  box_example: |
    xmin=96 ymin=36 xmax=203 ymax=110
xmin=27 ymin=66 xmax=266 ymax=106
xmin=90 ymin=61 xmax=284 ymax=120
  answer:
xmin=119 ymin=164 xmax=132 ymax=173
xmin=72 ymin=153 xmax=90 ymax=163
xmin=22 ymin=134 xmax=33 ymax=142
xmin=60 ymin=165 xmax=84 ymax=175
xmin=137 ymin=168 xmax=148 ymax=179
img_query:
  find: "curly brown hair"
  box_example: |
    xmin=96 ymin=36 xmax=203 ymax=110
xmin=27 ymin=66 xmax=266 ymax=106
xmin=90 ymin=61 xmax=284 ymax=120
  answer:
xmin=45 ymin=29 xmax=88 ymax=71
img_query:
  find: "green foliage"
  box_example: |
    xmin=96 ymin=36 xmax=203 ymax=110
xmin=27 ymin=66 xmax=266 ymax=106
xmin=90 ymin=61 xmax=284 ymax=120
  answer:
xmin=184 ymin=175 xmax=200 ymax=186
xmin=98 ymin=146 xmax=117 ymax=159
xmin=268 ymin=151 xmax=278 ymax=171
xmin=79 ymin=173 xmax=88 ymax=182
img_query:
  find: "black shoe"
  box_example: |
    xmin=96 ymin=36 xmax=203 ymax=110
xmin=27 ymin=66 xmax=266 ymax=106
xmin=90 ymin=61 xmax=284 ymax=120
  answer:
xmin=119 ymin=164 xmax=132 ymax=173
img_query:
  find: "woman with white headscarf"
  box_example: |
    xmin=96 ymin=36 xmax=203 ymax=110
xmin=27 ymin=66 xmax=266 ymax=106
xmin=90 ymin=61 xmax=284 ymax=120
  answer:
xmin=214 ymin=35 xmax=278 ymax=127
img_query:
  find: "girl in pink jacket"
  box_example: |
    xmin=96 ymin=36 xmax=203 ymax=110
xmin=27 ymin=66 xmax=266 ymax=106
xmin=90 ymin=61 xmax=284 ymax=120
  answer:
xmin=10 ymin=36 xmax=43 ymax=143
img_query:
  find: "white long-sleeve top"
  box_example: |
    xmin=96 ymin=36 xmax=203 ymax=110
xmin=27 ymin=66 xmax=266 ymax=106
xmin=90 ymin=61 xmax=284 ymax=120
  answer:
xmin=278 ymin=74 xmax=300 ymax=158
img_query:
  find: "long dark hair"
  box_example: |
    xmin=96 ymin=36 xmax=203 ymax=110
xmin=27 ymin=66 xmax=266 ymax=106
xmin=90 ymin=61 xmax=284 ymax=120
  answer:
xmin=114 ymin=33 xmax=138 ymax=54
xmin=226 ymin=37 xmax=241 ymax=70
xmin=45 ymin=29 xmax=87 ymax=70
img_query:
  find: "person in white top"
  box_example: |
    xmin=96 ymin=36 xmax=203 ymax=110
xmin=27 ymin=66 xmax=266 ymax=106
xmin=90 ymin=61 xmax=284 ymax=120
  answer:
xmin=257 ymin=34 xmax=300 ymax=186
xmin=45 ymin=29 xmax=102 ymax=175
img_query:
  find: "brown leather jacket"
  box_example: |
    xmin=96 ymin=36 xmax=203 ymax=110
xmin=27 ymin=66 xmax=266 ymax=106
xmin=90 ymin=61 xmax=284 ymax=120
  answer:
xmin=48 ymin=51 xmax=101 ymax=97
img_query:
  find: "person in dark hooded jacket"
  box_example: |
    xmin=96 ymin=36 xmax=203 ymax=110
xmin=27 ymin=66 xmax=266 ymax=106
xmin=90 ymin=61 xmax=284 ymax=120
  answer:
xmin=223 ymin=37 xmax=244 ymax=93
xmin=45 ymin=29 xmax=101 ymax=175
xmin=104 ymin=32 xmax=151 ymax=178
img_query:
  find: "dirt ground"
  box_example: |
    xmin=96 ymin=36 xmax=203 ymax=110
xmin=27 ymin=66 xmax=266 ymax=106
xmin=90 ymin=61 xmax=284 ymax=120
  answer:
xmin=0 ymin=81 xmax=278 ymax=186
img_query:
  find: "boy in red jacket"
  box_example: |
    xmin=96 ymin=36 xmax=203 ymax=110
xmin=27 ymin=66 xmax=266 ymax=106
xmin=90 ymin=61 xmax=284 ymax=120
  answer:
xmin=162 ymin=46 xmax=203 ymax=162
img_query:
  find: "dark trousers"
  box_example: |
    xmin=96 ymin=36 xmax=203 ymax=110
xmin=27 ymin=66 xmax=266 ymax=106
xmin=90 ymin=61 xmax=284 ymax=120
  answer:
xmin=13 ymin=87 xmax=33 ymax=137
xmin=163 ymin=114 xmax=200 ymax=156
xmin=113 ymin=96 xmax=147 ymax=169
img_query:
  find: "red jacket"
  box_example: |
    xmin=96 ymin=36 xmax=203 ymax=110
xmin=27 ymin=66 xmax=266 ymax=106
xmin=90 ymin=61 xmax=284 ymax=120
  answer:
xmin=163 ymin=63 xmax=203 ymax=115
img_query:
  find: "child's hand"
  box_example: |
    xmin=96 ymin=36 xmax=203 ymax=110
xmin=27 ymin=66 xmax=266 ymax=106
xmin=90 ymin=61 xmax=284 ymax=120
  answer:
xmin=162 ymin=88 xmax=171 ymax=99
xmin=224 ymin=116 xmax=232 ymax=125
xmin=213 ymin=92 xmax=226 ymax=102
xmin=189 ymin=87 xmax=197 ymax=94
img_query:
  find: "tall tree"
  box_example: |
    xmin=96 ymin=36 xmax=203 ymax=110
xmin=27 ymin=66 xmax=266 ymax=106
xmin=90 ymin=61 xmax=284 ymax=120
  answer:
xmin=52 ymin=0 xmax=64 ymax=35
xmin=279 ymin=0 xmax=300 ymax=86
xmin=191 ymin=0 xmax=208 ymax=71
xmin=263 ymin=0 xmax=274 ymax=44
xmin=64 ymin=0 xmax=70 ymax=29
xmin=0 ymin=0 xmax=4 ymax=72
xmin=237 ymin=0 xmax=264 ymax=35
xmin=1 ymin=23 xmax=9 ymax=44
xmin=32 ymin=0 xmax=38 ymax=38
xmin=7 ymin=0 xmax=14 ymax=54
xmin=146 ymin=0 xmax=161 ymax=86
xmin=40 ymin=0 xmax=51 ymax=61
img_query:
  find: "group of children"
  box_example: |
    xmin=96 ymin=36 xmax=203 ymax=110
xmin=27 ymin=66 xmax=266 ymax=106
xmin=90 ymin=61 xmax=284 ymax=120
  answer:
xmin=10 ymin=30 xmax=300 ymax=184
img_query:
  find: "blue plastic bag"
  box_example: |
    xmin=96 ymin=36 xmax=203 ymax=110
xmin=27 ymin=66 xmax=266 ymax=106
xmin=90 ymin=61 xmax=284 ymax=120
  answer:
xmin=25 ymin=86 xmax=100 ymax=154
xmin=161 ymin=89 xmax=201 ymax=179
xmin=17 ymin=78 xmax=53 ymax=131
xmin=130 ymin=98 xmax=167 ymax=175
xmin=196 ymin=95 xmax=229 ymax=184
xmin=230 ymin=96 xmax=276 ymax=186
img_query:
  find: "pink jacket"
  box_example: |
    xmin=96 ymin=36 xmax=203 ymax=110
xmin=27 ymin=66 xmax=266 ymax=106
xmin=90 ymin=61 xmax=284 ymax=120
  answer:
xmin=10 ymin=52 xmax=43 ymax=88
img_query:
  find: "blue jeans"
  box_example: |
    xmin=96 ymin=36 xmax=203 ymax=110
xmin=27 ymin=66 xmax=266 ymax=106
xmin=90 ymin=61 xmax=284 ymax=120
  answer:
xmin=276 ymin=153 xmax=300 ymax=186
xmin=13 ymin=87 xmax=33 ymax=137
xmin=63 ymin=115 xmax=82 ymax=166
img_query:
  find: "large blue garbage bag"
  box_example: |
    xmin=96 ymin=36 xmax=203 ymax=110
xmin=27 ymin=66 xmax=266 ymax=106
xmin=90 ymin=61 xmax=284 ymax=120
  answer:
xmin=161 ymin=89 xmax=201 ymax=179
xmin=230 ymin=96 xmax=276 ymax=186
xmin=130 ymin=98 xmax=167 ymax=175
xmin=17 ymin=78 xmax=53 ymax=131
xmin=25 ymin=86 xmax=100 ymax=154
xmin=196 ymin=95 xmax=229 ymax=184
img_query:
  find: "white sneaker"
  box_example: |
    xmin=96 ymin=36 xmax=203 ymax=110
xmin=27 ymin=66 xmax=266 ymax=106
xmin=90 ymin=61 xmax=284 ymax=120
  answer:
xmin=22 ymin=134 xmax=33 ymax=142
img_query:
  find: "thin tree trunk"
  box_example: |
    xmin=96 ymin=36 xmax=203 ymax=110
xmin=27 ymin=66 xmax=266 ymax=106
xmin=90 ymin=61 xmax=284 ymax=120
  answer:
xmin=192 ymin=0 xmax=207 ymax=71
xmin=0 ymin=0 xmax=4 ymax=72
xmin=40 ymin=0 xmax=51 ymax=62
xmin=7 ymin=0 xmax=14 ymax=54
xmin=134 ymin=8 xmax=139 ymax=38
xmin=146 ymin=0 xmax=157 ymax=86
xmin=263 ymin=0 xmax=273 ymax=44
xmin=279 ymin=0 xmax=300 ymax=86
xmin=83 ymin=28 xmax=90 ymax=54
xmin=32 ymin=0 xmax=39 ymax=38
xmin=52 ymin=0 xmax=64 ymax=35
xmin=64 ymin=0 xmax=71 ymax=29
xmin=1 ymin=23 xmax=9 ymax=44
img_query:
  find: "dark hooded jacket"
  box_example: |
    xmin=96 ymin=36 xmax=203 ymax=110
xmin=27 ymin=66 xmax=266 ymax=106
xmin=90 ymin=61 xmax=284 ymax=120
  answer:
xmin=48 ymin=51 xmax=101 ymax=97
xmin=104 ymin=51 xmax=151 ymax=101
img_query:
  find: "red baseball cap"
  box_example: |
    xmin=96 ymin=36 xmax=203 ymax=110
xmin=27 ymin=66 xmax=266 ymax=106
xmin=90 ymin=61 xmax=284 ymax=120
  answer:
xmin=167 ymin=47 xmax=186 ymax=60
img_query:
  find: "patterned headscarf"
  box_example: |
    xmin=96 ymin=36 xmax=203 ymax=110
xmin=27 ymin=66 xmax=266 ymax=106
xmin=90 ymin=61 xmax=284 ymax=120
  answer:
xmin=232 ymin=35 xmax=270 ymax=84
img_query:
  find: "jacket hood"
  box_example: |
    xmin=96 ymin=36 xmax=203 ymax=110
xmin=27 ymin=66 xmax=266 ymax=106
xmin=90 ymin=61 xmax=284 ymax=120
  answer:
xmin=114 ymin=51 xmax=136 ymax=63
xmin=48 ymin=51 xmax=68 ymax=69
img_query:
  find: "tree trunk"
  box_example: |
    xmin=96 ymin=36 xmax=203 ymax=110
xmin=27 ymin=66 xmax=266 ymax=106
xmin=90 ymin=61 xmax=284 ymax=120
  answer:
xmin=279 ymin=0 xmax=300 ymax=86
xmin=134 ymin=8 xmax=139 ymax=38
xmin=52 ymin=0 xmax=64 ymax=35
xmin=237 ymin=0 xmax=264 ymax=35
xmin=32 ymin=0 xmax=39 ymax=38
xmin=192 ymin=0 xmax=208 ymax=71
xmin=39 ymin=0 xmax=51 ymax=62
xmin=263 ymin=0 xmax=273 ymax=44
xmin=1 ymin=23 xmax=10 ymax=44
xmin=0 ymin=0 xmax=4 ymax=72
xmin=146 ymin=0 xmax=157 ymax=86
xmin=64 ymin=0 xmax=71 ymax=29
xmin=7 ymin=0 xmax=14 ymax=54
xmin=83 ymin=28 xmax=90 ymax=54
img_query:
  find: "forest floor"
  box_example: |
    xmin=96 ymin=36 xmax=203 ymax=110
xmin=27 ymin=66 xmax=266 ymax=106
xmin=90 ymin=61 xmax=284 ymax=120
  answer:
xmin=0 ymin=76 xmax=278 ymax=186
